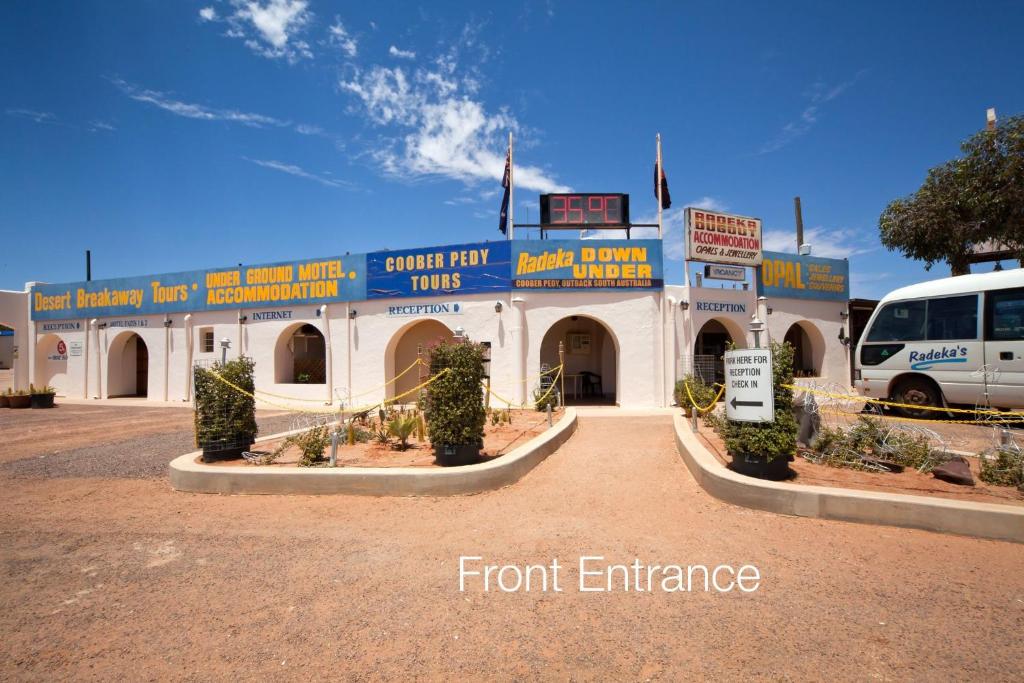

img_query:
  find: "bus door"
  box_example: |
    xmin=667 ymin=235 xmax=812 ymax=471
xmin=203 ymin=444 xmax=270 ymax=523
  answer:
xmin=984 ymin=287 xmax=1024 ymax=408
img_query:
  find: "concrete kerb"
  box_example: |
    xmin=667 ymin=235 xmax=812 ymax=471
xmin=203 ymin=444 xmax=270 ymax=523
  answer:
xmin=673 ymin=413 xmax=1024 ymax=544
xmin=169 ymin=408 xmax=578 ymax=496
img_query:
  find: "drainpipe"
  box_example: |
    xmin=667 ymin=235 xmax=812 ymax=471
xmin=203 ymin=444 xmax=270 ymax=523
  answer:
xmin=320 ymin=304 xmax=333 ymax=404
xmin=657 ymin=294 xmax=667 ymax=407
xmin=183 ymin=314 xmax=193 ymax=402
xmin=82 ymin=319 xmax=90 ymax=399
xmin=511 ymin=296 xmax=526 ymax=406
xmin=237 ymin=309 xmax=244 ymax=358
xmin=163 ymin=316 xmax=170 ymax=402
xmin=345 ymin=302 xmax=353 ymax=407
xmin=665 ymin=296 xmax=677 ymax=407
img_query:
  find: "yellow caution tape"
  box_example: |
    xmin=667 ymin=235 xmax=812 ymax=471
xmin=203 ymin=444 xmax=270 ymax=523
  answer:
xmin=784 ymin=383 xmax=1024 ymax=418
xmin=684 ymin=381 xmax=725 ymax=414
xmin=250 ymin=358 xmax=426 ymax=403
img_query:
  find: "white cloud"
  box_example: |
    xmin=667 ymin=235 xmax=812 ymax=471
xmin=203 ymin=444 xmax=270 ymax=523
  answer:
xmin=762 ymin=225 xmax=874 ymax=259
xmin=340 ymin=57 xmax=569 ymax=193
xmin=111 ymin=78 xmax=287 ymax=127
xmin=759 ymin=74 xmax=863 ymax=154
xmin=389 ymin=45 xmax=416 ymax=60
xmin=6 ymin=108 xmax=57 ymax=124
xmin=198 ymin=7 xmax=217 ymax=22
xmin=328 ymin=19 xmax=358 ymax=57
xmin=244 ymin=157 xmax=352 ymax=189
xmin=215 ymin=0 xmax=313 ymax=62
xmin=88 ymin=120 xmax=116 ymax=132
xmin=294 ymin=123 xmax=323 ymax=135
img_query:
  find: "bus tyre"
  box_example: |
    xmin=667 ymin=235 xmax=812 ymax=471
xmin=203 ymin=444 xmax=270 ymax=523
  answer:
xmin=892 ymin=377 xmax=941 ymax=419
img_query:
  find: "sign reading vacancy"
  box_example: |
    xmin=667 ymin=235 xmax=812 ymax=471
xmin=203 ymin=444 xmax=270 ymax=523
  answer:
xmin=757 ymin=251 xmax=850 ymax=301
xmin=685 ymin=208 xmax=763 ymax=267
xmin=724 ymin=349 xmax=774 ymax=423
xmin=512 ymin=239 xmax=663 ymax=290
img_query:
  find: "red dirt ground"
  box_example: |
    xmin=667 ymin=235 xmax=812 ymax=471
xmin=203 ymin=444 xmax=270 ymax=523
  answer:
xmin=2 ymin=406 xmax=1023 ymax=680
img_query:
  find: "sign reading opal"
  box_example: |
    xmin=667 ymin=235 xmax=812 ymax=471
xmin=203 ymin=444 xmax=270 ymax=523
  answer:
xmin=512 ymin=239 xmax=663 ymax=290
xmin=757 ymin=251 xmax=849 ymax=301
xmin=367 ymin=241 xmax=511 ymax=299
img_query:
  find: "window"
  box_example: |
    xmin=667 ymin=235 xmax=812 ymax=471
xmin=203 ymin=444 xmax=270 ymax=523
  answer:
xmin=201 ymin=328 xmax=214 ymax=353
xmin=926 ymin=295 xmax=978 ymax=340
xmin=866 ymin=300 xmax=926 ymax=342
xmin=987 ymin=287 xmax=1024 ymax=341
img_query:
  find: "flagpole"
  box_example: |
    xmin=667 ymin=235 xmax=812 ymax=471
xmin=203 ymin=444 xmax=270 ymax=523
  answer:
xmin=508 ymin=131 xmax=514 ymax=241
xmin=656 ymin=133 xmax=663 ymax=240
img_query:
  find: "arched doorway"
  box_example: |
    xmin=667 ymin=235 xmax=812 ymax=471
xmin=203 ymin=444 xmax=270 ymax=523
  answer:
xmin=107 ymin=332 xmax=148 ymax=397
xmin=692 ymin=318 xmax=745 ymax=385
xmin=275 ymin=324 xmax=326 ymax=384
xmin=386 ymin=319 xmax=454 ymax=401
xmin=539 ymin=315 xmax=618 ymax=405
xmin=1 ymin=324 xmax=15 ymax=394
xmin=35 ymin=333 xmax=69 ymax=394
xmin=784 ymin=321 xmax=825 ymax=377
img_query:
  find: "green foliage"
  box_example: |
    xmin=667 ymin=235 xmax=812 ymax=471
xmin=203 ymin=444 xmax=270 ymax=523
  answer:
xmin=29 ymin=384 xmax=56 ymax=395
xmin=720 ymin=342 xmax=797 ymax=463
xmin=533 ymin=386 xmax=558 ymax=412
xmin=979 ymin=446 xmax=1024 ymax=489
xmin=424 ymin=339 xmax=487 ymax=446
xmin=675 ymin=374 xmax=718 ymax=415
xmin=387 ymin=413 xmax=418 ymax=450
xmin=295 ymin=372 xmax=311 ymax=384
xmin=879 ymin=115 xmax=1024 ymax=273
xmin=193 ymin=357 xmax=258 ymax=449
xmin=370 ymin=420 xmax=392 ymax=446
xmin=809 ymin=416 xmax=942 ymax=472
xmin=292 ymin=425 xmax=331 ymax=467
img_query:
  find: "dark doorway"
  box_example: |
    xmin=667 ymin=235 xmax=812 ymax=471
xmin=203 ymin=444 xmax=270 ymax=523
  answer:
xmin=693 ymin=320 xmax=734 ymax=385
xmin=135 ymin=336 xmax=149 ymax=397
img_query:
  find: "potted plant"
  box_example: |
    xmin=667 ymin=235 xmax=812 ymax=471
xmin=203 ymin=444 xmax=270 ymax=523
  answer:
xmin=0 ymin=388 xmax=10 ymax=408
xmin=720 ymin=341 xmax=798 ymax=481
xmin=193 ymin=357 xmax=258 ymax=462
xmin=30 ymin=384 xmax=57 ymax=409
xmin=424 ymin=338 xmax=487 ymax=466
xmin=8 ymin=388 xmax=31 ymax=409
xmin=675 ymin=374 xmax=717 ymax=417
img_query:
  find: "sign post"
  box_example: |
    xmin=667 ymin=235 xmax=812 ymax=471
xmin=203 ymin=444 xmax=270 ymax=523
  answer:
xmin=724 ymin=349 xmax=774 ymax=423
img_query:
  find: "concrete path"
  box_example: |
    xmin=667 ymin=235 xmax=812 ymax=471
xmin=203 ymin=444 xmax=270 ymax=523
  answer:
xmin=2 ymin=412 xmax=1023 ymax=680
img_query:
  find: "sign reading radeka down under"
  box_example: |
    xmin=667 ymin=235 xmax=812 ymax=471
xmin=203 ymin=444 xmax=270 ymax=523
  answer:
xmin=512 ymin=240 xmax=663 ymax=290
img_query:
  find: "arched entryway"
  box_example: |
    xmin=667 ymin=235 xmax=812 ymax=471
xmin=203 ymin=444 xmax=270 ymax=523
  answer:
xmin=35 ymin=333 xmax=69 ymax=394
xmin=107 ymin=332 xmax=148 ymax=397
xmin=1 ymin=324 xmax=16 ymax=394
xmin=385 ymin=319 xmax=454 ymax=401
xmin=275 ymin=324 xmax=326 ymax=384
xmin=539 ymin=315 xmax=618 ymax=405
xmin=784 ymin=321 xmax=825 ymax=377
xmin=692 ymin=318 xmax=746 ymax=385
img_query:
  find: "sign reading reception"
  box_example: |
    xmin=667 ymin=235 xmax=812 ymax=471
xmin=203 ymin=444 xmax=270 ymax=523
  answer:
xmin=757 ymin=251 xmax=850 ymax=301
xmin=366 ymin=241 xmax=511 ymax=299
xmin=31 ymin=254 xmax=367 ymax=321
xmin=512 ymin=240 xmax=663 ymax=290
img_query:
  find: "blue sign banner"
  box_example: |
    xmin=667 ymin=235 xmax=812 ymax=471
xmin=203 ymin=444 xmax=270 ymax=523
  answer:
xmin=366 ymin=241 xmax=511 ymax=299
xmin=757 ymin=251 xmax=849 ymax=301
xmin=31 ymin=254 xmax=367 ymax=321
xmin=512 ymin=239 xmax=663 ymax=290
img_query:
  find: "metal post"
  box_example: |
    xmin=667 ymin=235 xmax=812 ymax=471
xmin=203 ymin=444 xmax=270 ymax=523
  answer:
xmin=558 ymin=341 xmax=565 ymax=407
xmin=86 ymin=250 xmax=91 ymax=281
xmin=329 ymin=430 xmax=339 ymax=467
xmin=547 ymin=403 xmax=553 ymax=427
xmin=794 ymin=197 xmax=804 ymax=252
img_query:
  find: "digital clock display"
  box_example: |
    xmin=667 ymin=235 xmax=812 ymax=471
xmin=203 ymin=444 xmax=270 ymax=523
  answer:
xmin=539 ymin=193 xmax=630 ymax=227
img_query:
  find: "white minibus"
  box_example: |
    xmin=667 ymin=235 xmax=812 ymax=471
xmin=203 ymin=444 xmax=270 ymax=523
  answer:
xmin=855 ymin=269 xmax=1024 ymax=417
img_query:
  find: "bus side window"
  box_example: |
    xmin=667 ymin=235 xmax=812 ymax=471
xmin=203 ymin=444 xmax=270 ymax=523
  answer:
xmin=926 ymin=295 xmax=978 ymax=340
xmin=866 ymin=300 xmax=926 ymax=342
xmin=986 ymin=287 xmax=1024 ymax=341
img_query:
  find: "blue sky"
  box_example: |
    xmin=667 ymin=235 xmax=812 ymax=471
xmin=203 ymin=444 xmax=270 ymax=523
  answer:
xmin=2 ymin=0 xmax=1022 ymax=299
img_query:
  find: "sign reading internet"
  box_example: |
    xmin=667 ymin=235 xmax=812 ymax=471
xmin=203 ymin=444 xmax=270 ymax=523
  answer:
xmin=756 ymin=251 xmax=850 ymax=301
xmin=512 ymin=240 xmax=663 ymax=290
xmin=685 ymin=208 xmax=762 ymax=267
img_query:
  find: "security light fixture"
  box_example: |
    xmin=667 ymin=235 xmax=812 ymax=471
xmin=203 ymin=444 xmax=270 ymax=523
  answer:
xmin=239 ymin=315 xmax=248 ymax=323
xmin=749 ymin=314 xmax=766 ymax=349
xmin=220 ymin=337 xmax=231 ymax=364
xmin=766 ymin=307 xmax=773 ymax=316
xmin=494 ymin=300 xmax=503 ymax=313
xmin=163 ymin=319 xmax=173 ymax=328
xmin=680 ymin=300 xmax=689 ymax=311
xmin=840 ymin=310 xmax=850 ymax=320
xmin=315 ymin=308 xmax=322 ymax=317
xmin=454 ymin=326 xmax=466 ymax=340
xmin=799 ymin=243 xmax=812 ymax=256
xmin=97 ymin=322 xmax=107 ymax=329
xmin=349 ymin=309 xmax=357 ymax=319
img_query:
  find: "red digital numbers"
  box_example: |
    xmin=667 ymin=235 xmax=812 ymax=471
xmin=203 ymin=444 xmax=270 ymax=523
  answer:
xmin=546 ymin=194 xmax=625 ymax=225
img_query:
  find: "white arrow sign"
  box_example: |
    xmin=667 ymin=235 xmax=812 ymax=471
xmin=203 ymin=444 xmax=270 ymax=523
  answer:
xmin=724 ymin=349 xmax=775 ymax=423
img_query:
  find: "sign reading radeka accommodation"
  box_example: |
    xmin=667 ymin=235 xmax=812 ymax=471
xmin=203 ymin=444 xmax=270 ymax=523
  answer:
xmin=30 ymin=239 xmax=665 ymax=321
xmin=512 ymin=240 xmax=663 ymax=290
xmin=685 ymin=208 xmax=763 ymax=267
xmin=756 ymin=251 xmax=850 ymax=301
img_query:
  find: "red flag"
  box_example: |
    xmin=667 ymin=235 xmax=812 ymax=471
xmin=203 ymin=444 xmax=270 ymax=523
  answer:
xmin=654 ymin=162 xmax=671 ymax=210
xmin=499 ymin=149 xmax=510 ymax=234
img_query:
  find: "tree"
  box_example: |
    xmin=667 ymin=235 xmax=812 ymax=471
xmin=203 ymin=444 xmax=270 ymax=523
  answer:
xmin=879 ymin=115 xmax=1024 ymax=275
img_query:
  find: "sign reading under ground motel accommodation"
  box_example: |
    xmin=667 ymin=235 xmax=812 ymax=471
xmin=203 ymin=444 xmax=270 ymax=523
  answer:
xmin=724 ymin=349 xmax=774 ymax=423
xmin=685 ymin=208 xmax=763 ymax=268
xmin=387 ymin=302 xmax=464 ymax=317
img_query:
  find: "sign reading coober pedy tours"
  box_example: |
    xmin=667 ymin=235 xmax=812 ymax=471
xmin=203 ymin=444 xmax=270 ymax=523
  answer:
xmin=30 ymin=239 xmax=665 ymax=321
xmin=757 ymin=251 xmax=850 ymax=301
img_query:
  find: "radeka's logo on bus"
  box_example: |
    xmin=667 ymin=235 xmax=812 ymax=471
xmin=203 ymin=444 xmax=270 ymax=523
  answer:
xmin=908 ymin=346 xmax=969 ymax=370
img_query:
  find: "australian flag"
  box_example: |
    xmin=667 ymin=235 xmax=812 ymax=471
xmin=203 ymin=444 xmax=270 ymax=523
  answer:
xmin=499 ymin=148 xmax=510 ymax=234
xmin=654 ymin=161 xmax=671 ymax=210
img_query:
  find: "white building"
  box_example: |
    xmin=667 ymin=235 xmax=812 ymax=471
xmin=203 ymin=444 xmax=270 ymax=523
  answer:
xmin=0 ymin=239 xmax=852 ymax=408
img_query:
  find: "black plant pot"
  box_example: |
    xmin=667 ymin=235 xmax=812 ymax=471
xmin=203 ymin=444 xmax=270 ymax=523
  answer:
xmin=9 ymin=395 xmax=31 ymax=409
xmin=433 ymin=443 xmax=481 ymax=467
xmin=729 ymin=451 xmax=794 ymax=481
xmin=202 ymin=440 xmax=252 ymax=463
xmin=30 ymin=393 xmax=56 ymax=409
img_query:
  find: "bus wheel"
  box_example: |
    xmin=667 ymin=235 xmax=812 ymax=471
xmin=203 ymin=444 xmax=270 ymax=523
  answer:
xmin=892 ymin=377 xmax=942 ymax=419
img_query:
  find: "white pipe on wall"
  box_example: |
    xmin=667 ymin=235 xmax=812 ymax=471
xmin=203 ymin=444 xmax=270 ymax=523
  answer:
xmin=163 ymin=316 xmax=170 ymax=402
xmin=320 ymin=304 xmax=332 ymax=404
xmin=82 ymin=319 xmax=91 ymax=399
xmin=345 ymin=302 xmax=353 ymax=407
xmin=665 ymin=296 xmax=677 ymax=407
xmin=183 ymin=314 xmax=193 ymax=402
xmin=511 ymin=296 xmax=526 ymax=406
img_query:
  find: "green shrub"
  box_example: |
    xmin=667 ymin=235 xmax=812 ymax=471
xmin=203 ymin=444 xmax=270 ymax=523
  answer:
xmin=533 ymin=385 xmax=559 ymax=412
xmin=979 ymin=447 xmax=1024 ymax=488
xmin=30 ymin=385 xmax=56 ymax=396
xmin=720 ymin=341 xmax=798 ymax=463
xmin=387 ymin=413 xmax=418 ymax=450
xmin=424 ymin=339 xmax=487 ymax=447
xmin=193 ymin=357 xmax=258 ymax=450
xmin=675 ymin=374 xmax=718 ymax=415
xmin=292 ymin=425 xmax=331 ymax=467
xmin=808 ymin=416 xmax=944 ymax=472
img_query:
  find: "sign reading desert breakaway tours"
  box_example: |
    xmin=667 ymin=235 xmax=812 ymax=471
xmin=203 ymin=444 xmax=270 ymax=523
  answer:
xmin=757 ymin=251 xmax=850 ymax=301
xmin=512 ymin=240 xmax=663 ymax=290
xmin=366 ymin=241 xmax=511 ymax=299
xmin=685 ymin=208 xmax=763 ymax=267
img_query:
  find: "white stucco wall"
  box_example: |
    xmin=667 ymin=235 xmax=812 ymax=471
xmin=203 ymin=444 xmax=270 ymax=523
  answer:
xmin=0 ymin=288 xmax=30 ymax=393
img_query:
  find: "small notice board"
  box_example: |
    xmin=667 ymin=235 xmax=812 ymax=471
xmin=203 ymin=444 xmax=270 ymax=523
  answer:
xmin=724 ymin=349 xmax=774 ymax=423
